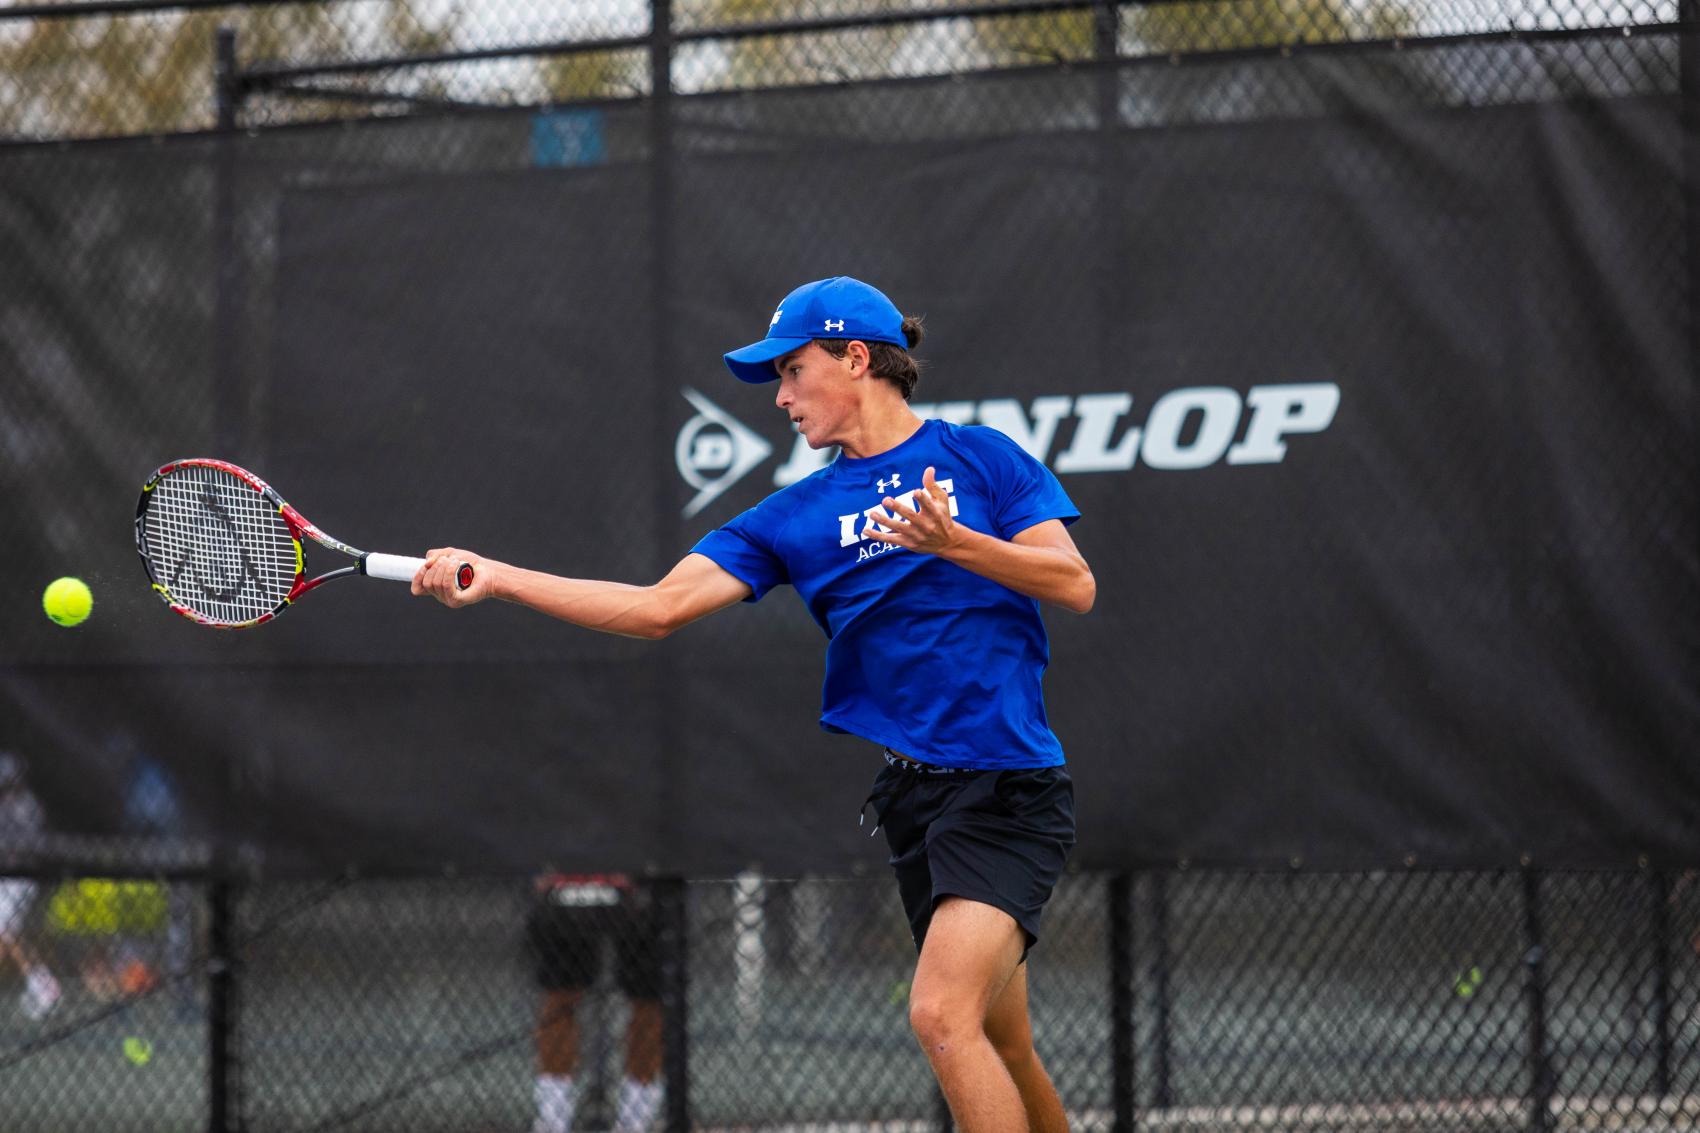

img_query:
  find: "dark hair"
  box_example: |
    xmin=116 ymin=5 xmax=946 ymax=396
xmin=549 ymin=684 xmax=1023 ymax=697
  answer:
xmin=815 ymin=315 xmax=926 ymax=401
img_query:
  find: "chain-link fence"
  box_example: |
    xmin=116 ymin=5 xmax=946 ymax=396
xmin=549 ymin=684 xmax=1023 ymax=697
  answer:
xmin=0 ymin=0 xmax=1684 ymax=141
xmin=4 ymin=0 xmax=1697 ymax=1129
xmin=3 ymin=869 xmax=1699 ymax=1130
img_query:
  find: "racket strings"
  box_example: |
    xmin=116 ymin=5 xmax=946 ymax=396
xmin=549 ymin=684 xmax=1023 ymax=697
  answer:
xmin=142 ymin=465 xmax=298 ymax=624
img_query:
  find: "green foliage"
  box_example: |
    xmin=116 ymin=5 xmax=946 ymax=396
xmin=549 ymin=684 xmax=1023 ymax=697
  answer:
xmin=966 ymin=0 xmax=1417 ymax=66
xmin=964 ymin=9 xmax=1100 ymax=68
xmin=0 ymin=3 xmax=460 ymax=140
xmin=698 ymin=0 xmax=914 ymax=92
xmin=1131 ymin=0 xmax=1416 ymax=54
xmin=538 ymin=49 xmax=645 ymax=104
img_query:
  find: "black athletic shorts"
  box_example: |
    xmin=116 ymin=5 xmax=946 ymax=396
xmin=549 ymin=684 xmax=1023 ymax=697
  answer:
xmin=525 ymin=882 xmax=662 ymax=999
xmin=864 ymin=750 xmax=1075 ymax=959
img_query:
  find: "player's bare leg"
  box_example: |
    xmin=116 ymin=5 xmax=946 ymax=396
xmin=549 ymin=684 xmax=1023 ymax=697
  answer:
xmin=984 ymin=961 xmax=1068 ymax=1133
xmin=908 ymin=897 xmax=1028 ymax=1133
xmin=534 ymin=989 xmax=586 ymax=1133
xmin=614 ymin=998 xmax=665 ymax=1132
xmin=624 ymin=998 xmax=663 ymax=1082
xmin=537 ymin=988 xmax=586 ymax=1074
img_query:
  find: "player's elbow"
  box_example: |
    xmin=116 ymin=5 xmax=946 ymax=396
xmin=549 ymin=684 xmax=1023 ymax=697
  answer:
xmin=637 ymin=587 xmax=685 ymax=639
xmin=1063 ymin=563 xmax=1096 ymax=615
xmin=637 ymin=605 xmax=678 ymax=640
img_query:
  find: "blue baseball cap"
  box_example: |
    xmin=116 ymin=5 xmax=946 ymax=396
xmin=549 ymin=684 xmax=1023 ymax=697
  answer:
xmin=723 ymin=276 xmax=906 ymax=384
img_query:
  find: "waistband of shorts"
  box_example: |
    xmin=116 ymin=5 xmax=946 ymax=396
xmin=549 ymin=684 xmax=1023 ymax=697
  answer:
xmin=882 ymin=748 xmax=976 ymax=775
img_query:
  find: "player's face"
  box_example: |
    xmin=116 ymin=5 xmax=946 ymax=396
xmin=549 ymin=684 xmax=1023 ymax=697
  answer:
xmin=773 ymin=342 xmax=856 ymax=449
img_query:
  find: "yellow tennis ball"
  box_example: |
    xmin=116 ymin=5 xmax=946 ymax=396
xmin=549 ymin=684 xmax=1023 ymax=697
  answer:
xmin=43 ymin=577 xmax=93 ymax=627
xmin=122 ymin=1036 xmax=153 ymax=1066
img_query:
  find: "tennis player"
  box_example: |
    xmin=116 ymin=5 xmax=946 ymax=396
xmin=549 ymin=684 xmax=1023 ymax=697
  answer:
xmin=414 ymin=276 xmax=1092 ymax=1133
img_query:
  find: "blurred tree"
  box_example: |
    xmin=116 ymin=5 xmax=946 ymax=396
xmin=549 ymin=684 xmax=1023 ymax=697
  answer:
xmin=0 ymin=2 xmax=460 ymax=140
xmin=1130 ymin=0 xmax=1415 ymax=54
xmin=537 ymin=45 xmax=645 ymax=104
xmin=965 ymin=0 xmax=1415 ymax=66
xmin=688 ymin=0 xmax=918 ymax=93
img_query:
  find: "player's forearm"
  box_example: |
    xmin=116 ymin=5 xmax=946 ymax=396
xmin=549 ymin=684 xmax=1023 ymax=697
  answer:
xmin=489 ymin=563 xmax=672 ymax=639
xmin=937 ymin=528 xmax=1096 ymax=613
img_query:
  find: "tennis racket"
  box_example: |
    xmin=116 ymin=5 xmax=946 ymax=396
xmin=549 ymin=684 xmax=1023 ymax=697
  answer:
xmin=135 ymin=458 xmax=471 ymax=629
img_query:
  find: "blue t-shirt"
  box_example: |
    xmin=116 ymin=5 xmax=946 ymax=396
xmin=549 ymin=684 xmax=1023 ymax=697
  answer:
xmin=690 ymin=418 xmax=1080 ymax=769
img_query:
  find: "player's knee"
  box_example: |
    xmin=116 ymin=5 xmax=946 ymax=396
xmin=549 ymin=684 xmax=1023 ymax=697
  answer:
xmin=908 ymin=992 xmax=976 ymax=1053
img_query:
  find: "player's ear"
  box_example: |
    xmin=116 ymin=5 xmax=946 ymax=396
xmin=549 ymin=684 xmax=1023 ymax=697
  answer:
xmin=846 ymin=340 xmax=871 ymax=377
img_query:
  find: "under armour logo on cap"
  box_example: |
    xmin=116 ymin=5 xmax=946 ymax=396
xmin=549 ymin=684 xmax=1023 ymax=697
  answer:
xmin=824 ymin=319 xmax=845 ymax=332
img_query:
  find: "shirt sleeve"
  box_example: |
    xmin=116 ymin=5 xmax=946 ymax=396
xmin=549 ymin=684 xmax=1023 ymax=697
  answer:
xmin=962 ymin=425 xmax=1081 ymax=540
xmin=690 ymin=499 xmax=791 ymax=602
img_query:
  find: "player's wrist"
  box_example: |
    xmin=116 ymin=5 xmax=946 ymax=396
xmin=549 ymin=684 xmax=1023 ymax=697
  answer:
xmin=936 ymin=523 xmax=981 ymax=560
xmin=484 ymin=560 xmax=518 ymax=602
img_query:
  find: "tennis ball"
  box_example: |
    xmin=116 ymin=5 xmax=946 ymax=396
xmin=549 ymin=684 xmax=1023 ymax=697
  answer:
xmin=43 ymin=577 xmax=93 ymax=627
xmin=1454 ymin=965 xmax=1484 ymax=998
xmin=122 ymin=1036 xmax=153 ymax=1066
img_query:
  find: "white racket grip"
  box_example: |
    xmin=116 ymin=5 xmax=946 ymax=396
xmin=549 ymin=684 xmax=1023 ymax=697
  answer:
xmin=363 ymin=552 xmax=475 ymax=590
xmin=363 ymin=553 xmax=426 ymax=582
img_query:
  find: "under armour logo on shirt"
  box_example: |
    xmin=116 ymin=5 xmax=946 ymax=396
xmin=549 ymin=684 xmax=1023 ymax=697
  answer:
xmin=824 ymin=319 xmax=845 ymax=332
xmin=877 ymin=475 xmax=901 ymax=493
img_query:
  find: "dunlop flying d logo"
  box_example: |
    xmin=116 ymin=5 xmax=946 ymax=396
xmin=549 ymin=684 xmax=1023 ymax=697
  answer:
xmin=676 ymin=388 xmax=774 ymax=519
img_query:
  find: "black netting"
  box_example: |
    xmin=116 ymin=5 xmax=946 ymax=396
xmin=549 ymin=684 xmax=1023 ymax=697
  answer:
xmin=3 ymin=1 xmax=1698 ymax=1129
xmin=5 ymin=872 xmax=1700 ymax=1129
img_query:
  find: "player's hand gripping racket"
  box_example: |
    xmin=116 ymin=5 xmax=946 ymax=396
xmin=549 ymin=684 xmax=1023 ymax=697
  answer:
xmin=135 ymin=458 xmax=471 ymax=629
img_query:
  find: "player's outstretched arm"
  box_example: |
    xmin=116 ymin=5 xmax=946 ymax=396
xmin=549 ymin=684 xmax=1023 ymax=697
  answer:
xmin=411 ymin=550 xmax=751 ymax=639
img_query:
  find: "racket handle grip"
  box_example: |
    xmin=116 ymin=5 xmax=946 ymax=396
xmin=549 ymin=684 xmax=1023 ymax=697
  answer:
xmin=363 ymin=553 xmax=423 ymax=582
xmin=363 ymin=553 xmax=475 ymax=591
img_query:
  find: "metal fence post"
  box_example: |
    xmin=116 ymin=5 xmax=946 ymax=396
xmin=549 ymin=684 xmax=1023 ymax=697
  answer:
xmin=1110 ymin=871 xmax=1136 ymax=1132
xmin=1686 ymin=12 xmax=1700 ymax=872
xmin=657 ymin=876 xmax=690 ymax=1133
xmin=1521 ymin=868 xmax=1553 ymax=1133
xmin=209 ymin=40 xmax=248 ymax=1130
xmin=1650 ymin=870 xmax=1672 ymax=1096
xmin=212 ymin=26 xmax=246 ymax=459
xmin=207 ymin=876 xmax=239 ymax=1133
xmin=1151 ymin=871 xmax=1174 ymax=1109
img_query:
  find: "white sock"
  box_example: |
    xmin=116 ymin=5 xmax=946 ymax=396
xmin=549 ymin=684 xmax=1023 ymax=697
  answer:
xmin=613 ymin=1076 xmax=663 ymax=1133
xmin=532 ymin=1074 xmax=575 ymax=1133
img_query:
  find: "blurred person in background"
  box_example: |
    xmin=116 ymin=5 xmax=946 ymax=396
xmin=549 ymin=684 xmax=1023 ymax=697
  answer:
xmin=71 ymin=733 xmax=189 ymax=1002
xmin=527 ymin=872 xmax=664 ymax=1133
xmin=0 ymin=751 xmax=60 ymax=1020
xmin=118 ymin=740 xmax=193 ymax=1000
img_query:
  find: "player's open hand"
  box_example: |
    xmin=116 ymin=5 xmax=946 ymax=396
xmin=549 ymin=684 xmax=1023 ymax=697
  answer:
xmin=864 ymin=466 xmax=961 ymax=556
xmin=412 ymin=547 xmax=495 ymax=608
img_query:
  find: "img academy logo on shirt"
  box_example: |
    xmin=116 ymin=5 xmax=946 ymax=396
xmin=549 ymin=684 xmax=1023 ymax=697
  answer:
xmin=842 ymin=478 xmax=961 ymax=561
xmin=675 ymin=382 xmax=1341 ymax=518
